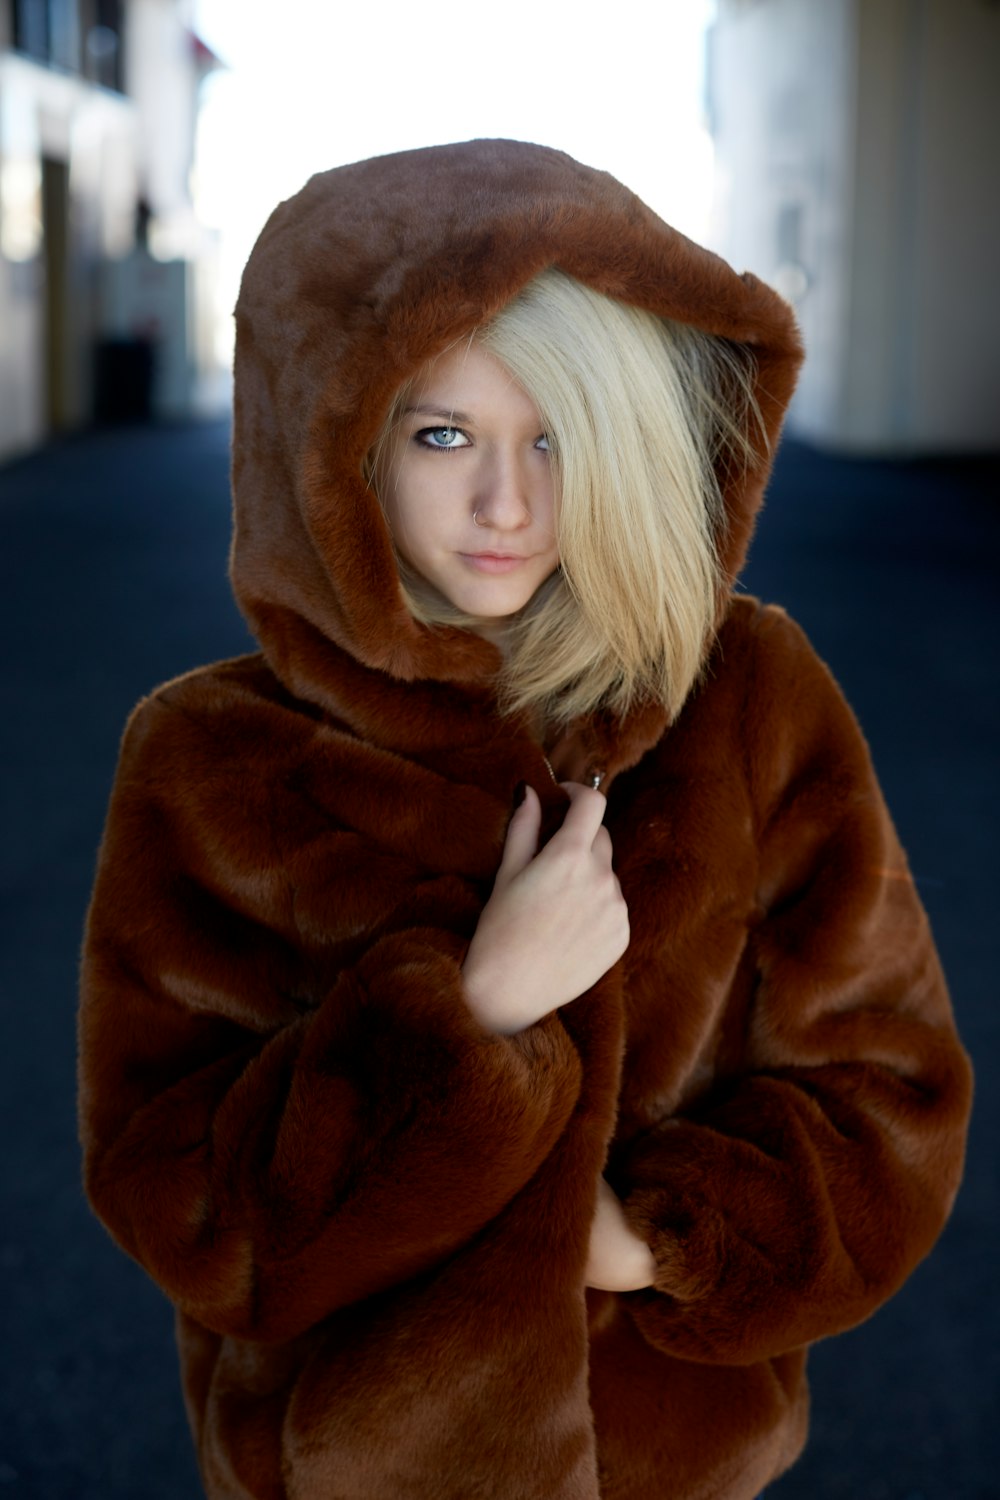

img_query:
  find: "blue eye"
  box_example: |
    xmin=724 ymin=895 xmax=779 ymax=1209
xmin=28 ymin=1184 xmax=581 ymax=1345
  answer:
xmin=417 ymin=427 xmax=469 ymax=449
xmin=536 ymin=434 xmax=550 ymax=452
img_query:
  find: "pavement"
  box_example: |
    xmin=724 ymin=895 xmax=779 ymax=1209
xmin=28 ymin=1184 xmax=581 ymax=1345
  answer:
xmin=1 ymin=419 xmax=997 ymax=1499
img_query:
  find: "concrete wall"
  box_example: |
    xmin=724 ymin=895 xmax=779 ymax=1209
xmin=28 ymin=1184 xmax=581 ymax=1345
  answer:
xmin=894 ymin=0 xmax=1000 ymax=448
xmin=711 ymin=0 xmax=1000 ymax=454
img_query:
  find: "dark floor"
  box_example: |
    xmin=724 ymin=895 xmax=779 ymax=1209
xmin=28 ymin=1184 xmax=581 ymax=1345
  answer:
xmin=1 ymin=421 xmax=997 ymax=1499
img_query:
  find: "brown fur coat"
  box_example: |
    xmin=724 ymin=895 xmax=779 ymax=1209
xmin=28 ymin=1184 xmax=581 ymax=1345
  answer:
xmin=78 ymin=140 xmax=972 ymax=1500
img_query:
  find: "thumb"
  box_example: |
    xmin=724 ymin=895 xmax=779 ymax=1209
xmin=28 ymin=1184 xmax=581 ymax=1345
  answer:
xmin=496 ymin=785 xmax=541 ymax=885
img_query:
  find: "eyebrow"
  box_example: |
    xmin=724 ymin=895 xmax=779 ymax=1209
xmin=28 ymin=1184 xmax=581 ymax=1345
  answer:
xmin=403 ymin=404 xmax=473 ymax=424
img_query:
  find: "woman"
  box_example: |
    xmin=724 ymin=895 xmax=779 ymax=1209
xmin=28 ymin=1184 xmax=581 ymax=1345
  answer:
xmin=78 ymin=139 xmax=972 ymax=1500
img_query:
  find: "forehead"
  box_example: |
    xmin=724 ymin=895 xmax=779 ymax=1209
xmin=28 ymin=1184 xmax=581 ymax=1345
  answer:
xmin=409 ymin=342 xmax=540 ymax=423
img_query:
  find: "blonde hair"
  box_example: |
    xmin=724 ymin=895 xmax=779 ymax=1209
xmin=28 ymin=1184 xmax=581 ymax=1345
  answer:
xmin=371 ymin=269 xmax=762 ymax=728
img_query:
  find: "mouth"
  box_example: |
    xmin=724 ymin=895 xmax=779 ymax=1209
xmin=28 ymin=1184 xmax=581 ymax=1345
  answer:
xmin=460 ymin=552 xmax=531 ymax=574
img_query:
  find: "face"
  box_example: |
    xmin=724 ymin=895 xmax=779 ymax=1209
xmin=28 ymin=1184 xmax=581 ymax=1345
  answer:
xmin=379 ymin=341 xmax=559 ymax=635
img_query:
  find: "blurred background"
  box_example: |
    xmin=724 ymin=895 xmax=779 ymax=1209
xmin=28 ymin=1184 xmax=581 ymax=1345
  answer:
xmin=1 ymin=1 xmax=997 ymax=1496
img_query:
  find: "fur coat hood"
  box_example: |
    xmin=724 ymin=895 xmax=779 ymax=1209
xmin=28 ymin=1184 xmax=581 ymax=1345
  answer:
xmin=79 ymin=140 xmax=971 ymax=1500
xmin=228 ymin=137 xmax=801 ymax=775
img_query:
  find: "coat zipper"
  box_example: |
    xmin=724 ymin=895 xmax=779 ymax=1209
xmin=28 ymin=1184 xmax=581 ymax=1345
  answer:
xmin=541 ymin=755 xmax=605 ymax=791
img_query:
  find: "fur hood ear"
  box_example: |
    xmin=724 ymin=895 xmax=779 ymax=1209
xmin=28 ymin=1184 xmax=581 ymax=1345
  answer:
xmin=230 ymin=138 xmax=803 ymax=711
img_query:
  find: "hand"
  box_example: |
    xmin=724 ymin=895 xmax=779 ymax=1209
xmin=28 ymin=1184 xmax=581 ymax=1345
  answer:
xmin=461 ymin=783 xmax=630 ymax=1034
xmin=585 ymin=1178 xmax=657 ymax=1292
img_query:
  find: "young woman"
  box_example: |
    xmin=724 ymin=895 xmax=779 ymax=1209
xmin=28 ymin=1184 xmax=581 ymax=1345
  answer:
xmin=78 ymin=139 xmax=972 ymax=1500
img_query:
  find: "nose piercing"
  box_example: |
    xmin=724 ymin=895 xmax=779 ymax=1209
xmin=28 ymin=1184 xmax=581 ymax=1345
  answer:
xmin=473 ymin=502 xmax=530 ymax=527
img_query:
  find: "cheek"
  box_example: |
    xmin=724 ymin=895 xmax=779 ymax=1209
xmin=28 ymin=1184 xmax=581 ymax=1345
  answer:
xmin=382 ymin=485 xmax=408 ymax=540
xmin=538 ymin=464 xmax=559 ymax=533
xmin=382 ymin=469 xmax=454 ymax=573
xmin=380 ymin=460 xmax=422 ymax=544
xmin=541 ymin=493 xmax=560 ymax=552
xmin=397 ymin=464 xmax=467 ymax=532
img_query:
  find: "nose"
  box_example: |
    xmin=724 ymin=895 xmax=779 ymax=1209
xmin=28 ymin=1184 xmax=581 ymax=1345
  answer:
xmin=472 ymin=448 xmax=534 ymax=531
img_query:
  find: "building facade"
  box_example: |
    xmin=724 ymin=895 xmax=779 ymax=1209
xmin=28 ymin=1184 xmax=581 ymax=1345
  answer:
xmin=709 ymin=0 xmax=1000 ymax=454
xmin=0 ymin=0 xmax=220 ymax=463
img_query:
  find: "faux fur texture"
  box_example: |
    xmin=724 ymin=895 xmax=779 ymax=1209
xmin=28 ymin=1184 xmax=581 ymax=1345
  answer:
xmin=78 ymin=141 xmax=972 ymax=1500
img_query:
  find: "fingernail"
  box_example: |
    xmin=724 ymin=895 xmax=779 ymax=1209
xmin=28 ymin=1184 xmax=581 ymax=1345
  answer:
xmin=511 ymin=780 xmax=527 ymax=812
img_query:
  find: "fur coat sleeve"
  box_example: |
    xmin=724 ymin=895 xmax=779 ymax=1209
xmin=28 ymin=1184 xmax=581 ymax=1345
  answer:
xmin=609 ymin=604 xmax=971 ymax=1364
xmin=79 ymin=669 xmax=584 ymax=1344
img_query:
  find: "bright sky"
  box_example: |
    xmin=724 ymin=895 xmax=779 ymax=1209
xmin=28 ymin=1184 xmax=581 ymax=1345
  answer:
xmin=192 ymin=0 xmax=718 ymax=356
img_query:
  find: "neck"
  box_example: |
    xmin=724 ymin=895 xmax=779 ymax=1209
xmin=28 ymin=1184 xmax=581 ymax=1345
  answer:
xmin=470 ymin=617 xmax=513 ymax=655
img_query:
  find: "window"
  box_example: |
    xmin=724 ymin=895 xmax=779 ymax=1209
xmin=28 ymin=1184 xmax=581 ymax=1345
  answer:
xmin=13 ymin=0 xmax=49 ymax=62
xmin=12 ymin=0 xmax=124 ymax=92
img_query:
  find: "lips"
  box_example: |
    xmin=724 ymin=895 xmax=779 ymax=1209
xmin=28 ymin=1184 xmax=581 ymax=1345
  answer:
xmin=460 ymin=552 xmax=531 ymax=574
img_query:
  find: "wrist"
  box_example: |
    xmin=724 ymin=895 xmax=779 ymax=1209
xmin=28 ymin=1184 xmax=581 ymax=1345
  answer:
xmin=461 ymin=959 xmax=526 ymax=1036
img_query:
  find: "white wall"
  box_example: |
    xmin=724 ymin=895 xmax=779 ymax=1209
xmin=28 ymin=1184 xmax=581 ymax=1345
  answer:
xmin=711 ymin=0 xmax=1000 ymax=454
xmin=0 ymin=51 xmax=137 ymax=462
xmin=710 ymin=0 xmax=855 ymax=445
xmin=125 ymin=0 xmax=203 ymax=257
